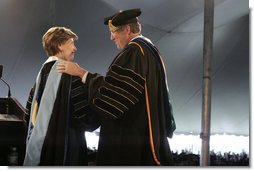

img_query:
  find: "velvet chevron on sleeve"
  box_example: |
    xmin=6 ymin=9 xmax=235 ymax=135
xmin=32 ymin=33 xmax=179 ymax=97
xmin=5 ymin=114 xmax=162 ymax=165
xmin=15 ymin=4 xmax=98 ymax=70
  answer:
xmin=93 ymin=64 xmax=145 ymax=119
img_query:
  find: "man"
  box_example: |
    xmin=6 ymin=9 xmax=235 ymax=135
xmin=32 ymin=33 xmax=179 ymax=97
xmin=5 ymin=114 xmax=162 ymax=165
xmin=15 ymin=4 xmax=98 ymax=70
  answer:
xmin=57 ymin=9 xmax=176 ymax=166
xmin=23 ymin=27 xmax=100 ymax=166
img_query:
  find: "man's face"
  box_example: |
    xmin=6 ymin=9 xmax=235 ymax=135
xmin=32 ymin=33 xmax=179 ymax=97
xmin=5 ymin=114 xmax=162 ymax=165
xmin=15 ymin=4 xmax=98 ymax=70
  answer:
xmin=110 ymin=26 xmax=129 ymax=49
xmin=59 ymin=38 xmax=77 ymax=61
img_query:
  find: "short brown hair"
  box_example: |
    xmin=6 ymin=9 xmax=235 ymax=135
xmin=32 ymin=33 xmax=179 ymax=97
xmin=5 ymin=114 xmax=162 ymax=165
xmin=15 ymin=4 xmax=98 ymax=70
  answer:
xmin=128 ymin=22 xmax=141 ymax=34
xmin=116 ymin=22 xmax=141 ymax=34
xmin=42 ymin=27 xmax=78 ymax=56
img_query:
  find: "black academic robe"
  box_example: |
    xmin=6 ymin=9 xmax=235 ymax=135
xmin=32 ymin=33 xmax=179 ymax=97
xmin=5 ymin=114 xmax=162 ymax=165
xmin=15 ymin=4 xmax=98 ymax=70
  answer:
xmin=86 ymin=37 xmax=176 ymax=166
xmin=24 ymin=61 xmax=100 ymax=166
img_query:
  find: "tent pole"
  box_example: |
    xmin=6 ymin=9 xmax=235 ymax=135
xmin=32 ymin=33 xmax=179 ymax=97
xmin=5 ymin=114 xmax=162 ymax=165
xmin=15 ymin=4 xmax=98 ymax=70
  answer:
xmin=200 ymin=0 xmax=214 ymax=166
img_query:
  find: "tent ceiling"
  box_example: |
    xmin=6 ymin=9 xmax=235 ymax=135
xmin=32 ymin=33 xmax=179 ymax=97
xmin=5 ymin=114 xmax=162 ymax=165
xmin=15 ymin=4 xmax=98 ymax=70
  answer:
xmin=0 ymin=0 xmax=249 ymax=135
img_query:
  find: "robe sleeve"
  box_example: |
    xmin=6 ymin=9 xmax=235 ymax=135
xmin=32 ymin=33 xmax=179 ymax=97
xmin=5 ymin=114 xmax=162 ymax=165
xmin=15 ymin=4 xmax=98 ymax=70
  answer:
xmin=87 ymin=44 xmax=147 ymax=119
xmin=70 ymin=76 xmax=101 ymax=132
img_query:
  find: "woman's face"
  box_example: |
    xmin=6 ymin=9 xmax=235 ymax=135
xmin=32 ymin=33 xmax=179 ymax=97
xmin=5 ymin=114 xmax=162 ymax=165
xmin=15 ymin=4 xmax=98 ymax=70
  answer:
xmin=58 ymin=38 xmax=77 ymax=61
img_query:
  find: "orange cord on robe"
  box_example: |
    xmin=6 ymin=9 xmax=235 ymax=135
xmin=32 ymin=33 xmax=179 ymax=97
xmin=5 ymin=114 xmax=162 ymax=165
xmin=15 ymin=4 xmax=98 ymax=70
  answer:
xmin=129 ymin=41 xmax=161 ymax=165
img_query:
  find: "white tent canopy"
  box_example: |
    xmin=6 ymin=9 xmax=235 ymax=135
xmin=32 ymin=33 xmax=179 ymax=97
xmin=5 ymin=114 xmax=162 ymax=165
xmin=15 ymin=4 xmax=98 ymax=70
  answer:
xmin=0 ymin=0 xmax=249 ymax=136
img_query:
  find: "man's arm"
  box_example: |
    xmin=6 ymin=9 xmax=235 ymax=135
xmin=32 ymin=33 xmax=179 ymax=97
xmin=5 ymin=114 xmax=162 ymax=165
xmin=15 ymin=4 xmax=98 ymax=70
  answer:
xmin=57 ymin=61 xmax=87 ymax=80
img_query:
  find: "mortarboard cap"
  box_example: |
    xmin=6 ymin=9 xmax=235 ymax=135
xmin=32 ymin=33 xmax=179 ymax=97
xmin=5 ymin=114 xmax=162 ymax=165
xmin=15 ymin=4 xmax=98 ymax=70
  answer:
xmin=104 ymin=8 xmax=141 ymax=32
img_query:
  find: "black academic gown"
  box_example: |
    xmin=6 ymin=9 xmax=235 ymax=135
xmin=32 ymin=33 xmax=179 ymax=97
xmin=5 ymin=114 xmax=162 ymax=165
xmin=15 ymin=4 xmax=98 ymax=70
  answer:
xmin=24 ymin=61 xmax=100 ymax=166
xmin=85 ymin=37 xmax=176 ymax=166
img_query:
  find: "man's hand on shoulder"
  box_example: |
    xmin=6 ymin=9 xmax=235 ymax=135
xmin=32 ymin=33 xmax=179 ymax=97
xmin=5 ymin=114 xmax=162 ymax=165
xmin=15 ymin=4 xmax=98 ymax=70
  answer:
xmin=57 ymin=61 xmax=86 ymax=79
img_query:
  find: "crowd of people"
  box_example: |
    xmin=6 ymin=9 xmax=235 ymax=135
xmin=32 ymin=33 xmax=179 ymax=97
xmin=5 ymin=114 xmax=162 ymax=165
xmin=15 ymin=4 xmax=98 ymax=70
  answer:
xmin=87 ymin=148 xmax=249 ymax=166
xmin=165 ymin=150 xmax=249 ymax=166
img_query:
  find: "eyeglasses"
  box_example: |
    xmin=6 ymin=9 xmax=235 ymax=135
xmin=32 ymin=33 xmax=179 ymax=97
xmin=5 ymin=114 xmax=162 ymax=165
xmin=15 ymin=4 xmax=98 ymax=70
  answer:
xmin=110 ymin=26 xmax=125 ymax=35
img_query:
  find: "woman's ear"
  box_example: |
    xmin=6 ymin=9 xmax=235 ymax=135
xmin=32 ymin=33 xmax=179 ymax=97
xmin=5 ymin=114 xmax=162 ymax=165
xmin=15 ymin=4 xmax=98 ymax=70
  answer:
xmin=58 ymin=44 xmax=63 ymax=51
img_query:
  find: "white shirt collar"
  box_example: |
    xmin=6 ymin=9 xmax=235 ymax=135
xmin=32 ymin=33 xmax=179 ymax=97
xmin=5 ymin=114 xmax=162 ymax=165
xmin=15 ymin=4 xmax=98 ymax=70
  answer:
xmin=43 ymin=56 xmax=62 ymax=65
xmin=130 ymin=34 xmax=153 ymax=45
xmin=130 ymin=35 xmax=142 ymax=42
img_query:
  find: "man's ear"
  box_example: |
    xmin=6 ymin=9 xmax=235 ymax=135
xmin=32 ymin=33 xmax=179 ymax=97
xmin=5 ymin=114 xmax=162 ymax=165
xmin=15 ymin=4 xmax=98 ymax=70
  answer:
xmin=126 ymin=25 xmax=131 ymax=35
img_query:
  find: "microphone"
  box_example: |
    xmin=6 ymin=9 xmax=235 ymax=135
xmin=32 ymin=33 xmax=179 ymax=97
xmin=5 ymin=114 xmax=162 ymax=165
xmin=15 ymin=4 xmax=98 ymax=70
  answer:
xmin=0 ymin=65 xmax=11 ymax=98
xmin=0 ymin=65 xmax=11 ymax=114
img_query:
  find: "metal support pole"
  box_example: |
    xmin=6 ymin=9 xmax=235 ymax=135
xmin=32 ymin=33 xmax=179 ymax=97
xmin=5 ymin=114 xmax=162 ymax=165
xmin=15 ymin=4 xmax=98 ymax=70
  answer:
xmin=200 ymin=0 xmax=214 ymax=166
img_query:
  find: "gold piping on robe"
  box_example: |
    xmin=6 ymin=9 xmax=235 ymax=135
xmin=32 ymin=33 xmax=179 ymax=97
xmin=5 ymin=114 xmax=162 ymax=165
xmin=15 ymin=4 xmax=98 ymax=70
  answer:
xmin=110 ymin=69 xmax=144 ymax=90
xmin=100 ymin=87 xmax=129 ymax=110
xmin=129 ymin=41 xmax=161 ymax=164
xmin=128 ymin=42 xmax=145 ymax=55
xmin=110 ymin=64 xmax=145 ymax=82
xmin=145 ymin=82 xmax=161 ymax=165
xmin=93 ymin=98 xmax=118 ymax=119
xmin=105 ymin=77 xmax=138 ymax=103
xmin=31 ymin=100 xmax=38 ymax=125
xmin=107 ymin=75 xmax=142 ymax=94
